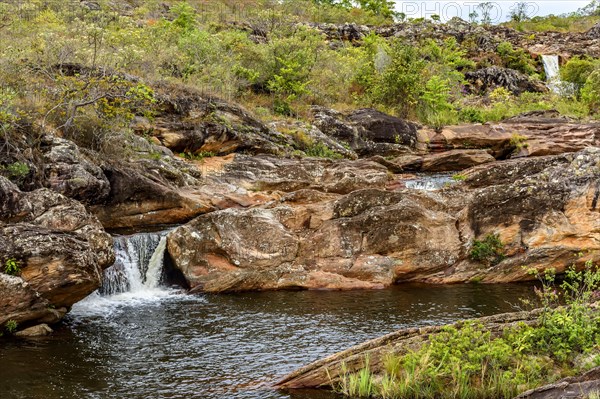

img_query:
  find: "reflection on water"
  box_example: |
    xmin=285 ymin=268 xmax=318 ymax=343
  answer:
xmin=0 ymin=284 xmax=536 ymax=399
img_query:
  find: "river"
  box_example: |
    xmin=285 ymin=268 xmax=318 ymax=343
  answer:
xmin=1 ymin=280 xmax=534 ymax=398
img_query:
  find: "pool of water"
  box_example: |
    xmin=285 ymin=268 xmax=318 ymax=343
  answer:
xmin=0 ymin=283 xmax=536 ymax=399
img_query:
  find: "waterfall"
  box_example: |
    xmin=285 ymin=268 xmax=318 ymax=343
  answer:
xmin=100 ymin=232 xmax=169 ymax=296
xmin=541 ymin=55 xmax=561 ymax=94
xmin=404 ymin=175 xmax=454 ymax=191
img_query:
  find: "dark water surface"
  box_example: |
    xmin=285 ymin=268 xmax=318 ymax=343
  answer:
xmin=0 ymin=284 xmax=536 ymax=399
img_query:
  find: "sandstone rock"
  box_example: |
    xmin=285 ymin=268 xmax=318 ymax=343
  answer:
xmin=168 ymin=148 xmax=600 ymax=292
xmin=90 ymin=163 xmax=212 ymax=230
xmin=14 ymin=324 xmax=54 ymax=338
xmin=0 ymin=176 xmax=113 ymax=328
xmin=419 ymin=149 xmax=496 ymax=172
xmin=347 ymin=108 xmax=419 ymax=147
xmin=420 ymin=118 xmax=600 ymax=159
xmin=138 ymin=84 xmax=290 ymax=156
xmin=0 ymin=274 xmax=63 ymax=328
xmin=312 ymin=106 xmax=416 ymax=157
xmin=210 ymin=155 xmax=390 ymax=195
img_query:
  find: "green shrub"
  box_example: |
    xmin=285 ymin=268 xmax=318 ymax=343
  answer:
xmin=470 ymin=234 xmax=505 ymax=266
xmin=3 ymin=258 xmax=21 ymax=276
xmin=2 ymin=162 xmax=30 ymax=184
xmin=496 ymin=42 xmax=538 ymax=76
xmin=5 ymin=320 xmax=17 ymax=334
xmin=561 ymin=56 xmax=598 ymax=94
xmin=582 ymin=70 xmax=600 ymax=114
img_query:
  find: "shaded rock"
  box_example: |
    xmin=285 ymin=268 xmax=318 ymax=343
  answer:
xmin=0 ymin=274 xmax=63 ymax=329
xmin=14 ymin=324 xmax=53 ymax=338
xmin=136 ymin=84 xmax=290 ymax=156
xmin=348 ymin=108 xmax=419 ymax=147
xmin=465 ymin=67 xmax=548 ymax=95
xmin=40 ymin=136 xmax=110 ymax=205
xmin=268 ymin=120 xmax=357 ymax=159
xmin=312 ymin=106 xmax=416 ymax=157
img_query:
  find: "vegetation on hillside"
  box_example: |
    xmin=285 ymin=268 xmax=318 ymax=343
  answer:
xmin=0 ymin=0 xmax=599 ymax=166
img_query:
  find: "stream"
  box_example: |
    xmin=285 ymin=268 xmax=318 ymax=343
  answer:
xmin=0 ymin=231 xmax=537 ymax=399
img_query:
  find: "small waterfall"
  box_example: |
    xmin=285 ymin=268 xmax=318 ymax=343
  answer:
xmin=71 ymin=231 xmax=176 ymax=317
xmin=541 ymin=55 xmax=561 ymax=93
xmin=100 ymin=232 xmax=169 ymax=296
xmin=404 ymin=175 xmax=454 ymax=191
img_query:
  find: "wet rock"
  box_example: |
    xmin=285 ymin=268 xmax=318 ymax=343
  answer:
xmin=14 ymin=324 xmax=54 ymax=338
xmin=465 ymin=67 xmax=548 ymax=95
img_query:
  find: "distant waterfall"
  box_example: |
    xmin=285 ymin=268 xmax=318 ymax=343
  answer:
xmin=541 ymin=55 xmax=561 ymax=93
xmin=100 ymin=232 xmax=169 ymax=296
xmin=404 ymin=175 xmax=454 ymax=191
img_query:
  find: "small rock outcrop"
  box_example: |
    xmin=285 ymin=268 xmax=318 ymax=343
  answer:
xmin=0 ymin=177 xmax=114 ymax=331
xmin=465 ymin=66 xmax=548 ymax=95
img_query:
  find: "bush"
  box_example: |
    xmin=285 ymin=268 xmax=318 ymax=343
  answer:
xmin=3 ymin=258 xmax=21 ymax=276
xmin=496 ymin=42 xmax=538 ymax=76
xmin=581 ymin=70 xmax=600 ymax=114
xmin=470 ymin=234 xmax=505 ymax=266
xmin=561 ymin=56 xmax=597 ymax=94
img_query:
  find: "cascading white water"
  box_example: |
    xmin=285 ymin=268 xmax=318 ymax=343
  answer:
xmin=72 ymin=231 xmax=174 ymax=316
xmin=404 ymin=175 xmax=455 ymax=191
xmin=100 ymin=232 xmax=168 ymax=295
xmin=541 ymin=55 xmax=562 ymax=94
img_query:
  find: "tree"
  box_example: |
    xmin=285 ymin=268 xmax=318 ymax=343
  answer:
xmin=476 ymin=2 xmax=494 ymax=25
xmin=510 ymin=2 xmax=531 ymax=22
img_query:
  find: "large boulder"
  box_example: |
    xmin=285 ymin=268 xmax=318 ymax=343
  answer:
xmin=167 ymin=148 xmax=600 ymax=292
xmin=0 ymin=177 xmax=114 ymax=331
